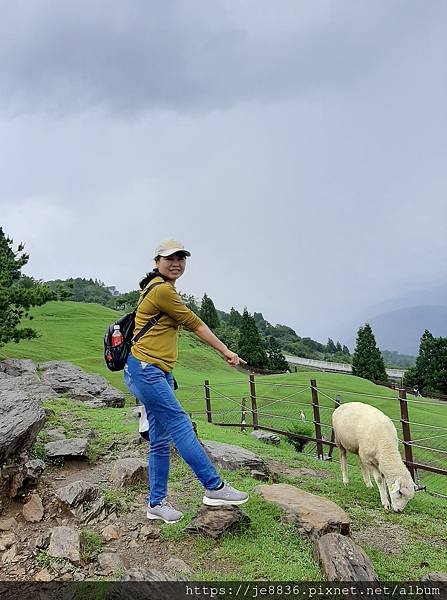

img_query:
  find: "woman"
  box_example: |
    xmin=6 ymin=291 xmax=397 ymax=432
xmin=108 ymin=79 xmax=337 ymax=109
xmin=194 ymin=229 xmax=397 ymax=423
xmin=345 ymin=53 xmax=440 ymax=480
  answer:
xmin=124 ymin=239 xmax=249 ymax=524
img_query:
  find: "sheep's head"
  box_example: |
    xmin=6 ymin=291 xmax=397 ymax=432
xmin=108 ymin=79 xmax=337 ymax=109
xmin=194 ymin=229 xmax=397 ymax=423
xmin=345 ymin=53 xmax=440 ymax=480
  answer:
xmin=388 ymin=478 xmax=416 ymax=512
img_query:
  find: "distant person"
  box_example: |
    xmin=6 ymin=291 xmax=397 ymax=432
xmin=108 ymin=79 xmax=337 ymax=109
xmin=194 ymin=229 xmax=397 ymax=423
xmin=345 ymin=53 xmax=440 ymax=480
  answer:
xmin=413 ymin=385 xmax=420 ymax=397
xmin=123 ymin=239 xmax=249 ymax=524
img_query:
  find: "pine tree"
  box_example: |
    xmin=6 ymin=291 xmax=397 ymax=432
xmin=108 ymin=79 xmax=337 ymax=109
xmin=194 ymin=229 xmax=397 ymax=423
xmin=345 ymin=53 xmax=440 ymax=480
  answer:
xmin=405 ymin=330 xmax=447 ymax=394
xmin=228 ymin=307 xmax=243 ymax=328
xmin=237 ymin=309 xmax=268 ymax=369
xmin=199 ymin=293 xmax=220 ymax=331
xmin=266 ymin=336 xmax=288 ymax=371
xmin=336 ymin=341 xmax=343 ymax=353
xmin=342 ymin=345 xmax=350 ymax=355
xmin=0 ymin=227 xmax=54 ymax=346
xmin=351 ymin=323 xmax=388 ymax=382
xmin=326 ymin=338 xmax=337 ymax=353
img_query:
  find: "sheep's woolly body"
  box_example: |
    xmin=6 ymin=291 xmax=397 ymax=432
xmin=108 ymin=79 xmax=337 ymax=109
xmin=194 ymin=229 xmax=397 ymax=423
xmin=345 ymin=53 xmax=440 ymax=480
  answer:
xmin=332 ymin=402 xmax=415 ymax=511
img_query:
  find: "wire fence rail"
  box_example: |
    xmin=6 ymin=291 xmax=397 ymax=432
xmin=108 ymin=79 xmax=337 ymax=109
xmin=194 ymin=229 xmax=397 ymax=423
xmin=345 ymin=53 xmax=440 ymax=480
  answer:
xmin=179 ymin=374 xmax=447 ymax=498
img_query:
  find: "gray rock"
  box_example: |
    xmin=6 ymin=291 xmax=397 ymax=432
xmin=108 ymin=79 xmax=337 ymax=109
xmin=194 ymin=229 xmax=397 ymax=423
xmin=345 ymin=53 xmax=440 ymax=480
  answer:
xmin=139 ymin=524 xmax=159 ymax=540
xmin=0 ymin=517 xmax=17 ymax=531
xmin=54 ymin=479 xmax=107 ymax=523
xmin=251 ymin=469 xmax=269 ymax=482
xmin=55 ymin=480 xmax=99 ymax=507
xmin=45 ymin=438 xmax=90 ymax=459
xmin=0 ymin=359 xmax=37 ymax=376
xmin=48 ymin=526 xmax=80 ymax=563
xmin=101 ymin=525 xmax=121 ymax=541
xmin=33 ymin=531 xmax=51 ymax=550
xmin=0 ymin=533 xmax=16 ymax=551
xmin=110 ymin=458 xmax=148 ymax=487
xmin=255 ymin=483 xmax=350 ymax=539
xmin=0 ymin=393 xmax=46 ymax=464
xmin=98 ymin=552 xmax=129 ymax=574
xmin=46 ymin=429 xmax=66 ymax=441
xmin=165 ymin=558 xmax=192 ymax=574
xmin=251 ymin=430 xmax=280 ymax=445
xmin=202 ymin=440 xmax=268 ymax=473
xmin=313 ymin=533 xmax=378 ymax=581
xmin=186 ymin=505 xmax=250 ymax=539
xmin=23 ymin=493 xmax=44 ymax=522
xmin=0 ymin=370 xmax=57 ymax=404
xmin=421 ymin=573 xmax=447 ymax=582
xmin=24 ymin=459 xmax=46 ymax=487
xmin=39 ymin=361 xmax=125 ymax=407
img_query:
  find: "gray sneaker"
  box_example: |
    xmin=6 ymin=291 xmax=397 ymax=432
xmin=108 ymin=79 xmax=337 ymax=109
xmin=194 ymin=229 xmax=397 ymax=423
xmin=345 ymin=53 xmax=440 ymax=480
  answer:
xmin=203 ymin=481 xmax=249 ymax=506
xmin=146 ymin=499 xmax=183 ymax=524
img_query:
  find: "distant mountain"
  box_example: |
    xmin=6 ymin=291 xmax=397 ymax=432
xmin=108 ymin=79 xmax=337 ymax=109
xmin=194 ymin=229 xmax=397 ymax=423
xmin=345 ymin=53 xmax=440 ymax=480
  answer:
xmin=349 ymin=305 xmax=447 ymax=356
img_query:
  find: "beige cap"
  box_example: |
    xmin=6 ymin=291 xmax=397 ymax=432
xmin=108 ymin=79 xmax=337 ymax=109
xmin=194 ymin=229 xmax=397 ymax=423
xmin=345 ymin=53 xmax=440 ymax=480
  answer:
xmin=154 ymin=239 xmax=191 ymax=258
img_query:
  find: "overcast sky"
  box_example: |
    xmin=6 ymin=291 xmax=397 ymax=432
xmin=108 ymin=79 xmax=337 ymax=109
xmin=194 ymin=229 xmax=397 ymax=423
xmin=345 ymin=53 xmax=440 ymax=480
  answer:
xmin=1 ymin=0 xmax=446 ymax=344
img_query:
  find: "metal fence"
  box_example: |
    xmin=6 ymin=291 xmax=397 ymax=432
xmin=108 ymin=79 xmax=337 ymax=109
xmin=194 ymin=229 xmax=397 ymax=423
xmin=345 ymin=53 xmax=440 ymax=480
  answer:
xmin=178 ymin=375 xmax=447 ymax=498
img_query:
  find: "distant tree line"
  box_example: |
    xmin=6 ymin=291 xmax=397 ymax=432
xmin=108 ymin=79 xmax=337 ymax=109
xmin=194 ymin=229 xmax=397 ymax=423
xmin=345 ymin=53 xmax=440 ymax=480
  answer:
xmin=44 ymin=277 xmax=417 ymax=373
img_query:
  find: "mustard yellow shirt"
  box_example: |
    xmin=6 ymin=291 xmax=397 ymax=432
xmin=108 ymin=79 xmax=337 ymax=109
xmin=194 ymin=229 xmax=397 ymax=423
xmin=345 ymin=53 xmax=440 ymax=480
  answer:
xmin=131 ymin=276 xmax=203 ymax=372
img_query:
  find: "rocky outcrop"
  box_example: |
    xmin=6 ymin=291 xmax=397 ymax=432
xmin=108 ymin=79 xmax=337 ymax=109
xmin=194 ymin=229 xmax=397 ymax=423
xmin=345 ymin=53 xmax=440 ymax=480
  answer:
xmin=39 ymin=361 xmax=125 ymax=407
xmin=0 ymin=358 xmax=125 ymax=408
xmin=202 ymin=440 xmax=268 ymax=473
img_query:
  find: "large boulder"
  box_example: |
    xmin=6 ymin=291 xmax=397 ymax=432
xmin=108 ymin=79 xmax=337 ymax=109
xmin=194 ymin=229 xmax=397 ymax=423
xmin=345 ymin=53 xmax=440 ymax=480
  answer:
xmin=39 ymin=361 xmax=125 ymax=407
xmin=0 ymin=388 xmax=46 ymax=513
xmin=0 ymin=393 xmax=46 ymax=464
xmin=202 ymin=440 xmax=268 ymax=473
xmin=255 ymin=483 xmax=350 ymax=539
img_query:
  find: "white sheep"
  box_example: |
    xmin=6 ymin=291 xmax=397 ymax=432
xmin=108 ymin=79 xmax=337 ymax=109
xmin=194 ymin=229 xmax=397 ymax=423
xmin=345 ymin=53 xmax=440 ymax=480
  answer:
xmin=332 ymin=402 xmax=416 ymax=512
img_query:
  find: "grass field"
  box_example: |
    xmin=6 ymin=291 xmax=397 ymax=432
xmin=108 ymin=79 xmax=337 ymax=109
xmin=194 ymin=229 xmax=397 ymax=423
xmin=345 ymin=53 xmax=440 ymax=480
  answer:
xmin=2 ymin=301 xmax=447 ymax=580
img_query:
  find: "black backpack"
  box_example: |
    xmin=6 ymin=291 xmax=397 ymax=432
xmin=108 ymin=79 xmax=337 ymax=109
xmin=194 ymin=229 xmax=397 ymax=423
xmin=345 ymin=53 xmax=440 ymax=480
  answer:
xmin=104 ymin=281 xmax=164 ymax=372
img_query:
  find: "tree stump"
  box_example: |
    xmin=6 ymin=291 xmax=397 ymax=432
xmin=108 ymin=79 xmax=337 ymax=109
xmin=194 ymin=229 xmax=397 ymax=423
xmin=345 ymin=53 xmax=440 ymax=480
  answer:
xmin=313 ymin=533 xmax=378 ymax=582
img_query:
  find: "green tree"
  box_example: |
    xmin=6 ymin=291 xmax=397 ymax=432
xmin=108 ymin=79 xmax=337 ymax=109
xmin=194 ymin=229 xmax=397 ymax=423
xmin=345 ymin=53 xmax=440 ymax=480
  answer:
xmin=215 ymin=322 xmax=239 ymax=351
xmin=351 ymin=323 xmax=388 ymax=382
xmin=228 ymin=307 xmax=243 ymax=328
xmin=199 ymin=293 xmax=220 ymax=331
xmin=335 ymin=341 xmax=343 ymax=353
xmin=0 ymin=227 xmax=54 ymax=346
xmin=326 ymin=338 xmax=337 ymax=353
xmin=180 ymin=292 xmax=200 ymax=316
xmin=342 ymin=345 xmax=350 ymax=355
xmin=404 ymin=330 xmax=447 ymax=394
xmin=266 ymin=336 xmax=289 ymax=372
xmin=237 ymin=309 xmax=268 ymax=369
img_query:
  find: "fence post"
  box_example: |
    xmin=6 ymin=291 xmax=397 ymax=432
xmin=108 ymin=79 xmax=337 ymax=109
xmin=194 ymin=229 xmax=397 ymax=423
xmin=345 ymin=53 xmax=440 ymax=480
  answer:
xmin=399 ymin=388 xmax=416 ymax=481
xmin=328 ymin=394 xmax=341 ymax=459
xmin=249 ymin=373 xmax=259 ymax=430
xmin=241 ymin=397 xmax=247 ymax=433
xmin=204 ymin=379 xmax=212 ymax=423
xmin=311 ymin=379 xmax=324 ymax=460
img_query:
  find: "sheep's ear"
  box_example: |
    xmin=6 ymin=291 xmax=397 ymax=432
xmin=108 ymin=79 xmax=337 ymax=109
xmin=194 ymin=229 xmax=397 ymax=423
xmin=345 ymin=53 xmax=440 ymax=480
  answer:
xmin=390 ymin=480 xmax=400 ymax=494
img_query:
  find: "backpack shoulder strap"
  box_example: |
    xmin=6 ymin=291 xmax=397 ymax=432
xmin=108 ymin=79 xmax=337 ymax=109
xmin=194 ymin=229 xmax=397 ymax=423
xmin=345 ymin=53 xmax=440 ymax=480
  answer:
xmin=132 ymin=280 xmax=166 ymax=345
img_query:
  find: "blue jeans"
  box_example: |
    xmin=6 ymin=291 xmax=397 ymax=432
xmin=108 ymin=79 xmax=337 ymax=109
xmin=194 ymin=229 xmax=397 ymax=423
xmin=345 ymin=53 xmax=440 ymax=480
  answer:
xmin=124 ymin=353 xmax=221 ymax=505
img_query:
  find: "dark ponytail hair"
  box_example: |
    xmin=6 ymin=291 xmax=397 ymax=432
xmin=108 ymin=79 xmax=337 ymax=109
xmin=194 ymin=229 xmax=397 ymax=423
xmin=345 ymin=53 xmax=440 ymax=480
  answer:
xmin=139 ymin=266 xmax=168 ymax=290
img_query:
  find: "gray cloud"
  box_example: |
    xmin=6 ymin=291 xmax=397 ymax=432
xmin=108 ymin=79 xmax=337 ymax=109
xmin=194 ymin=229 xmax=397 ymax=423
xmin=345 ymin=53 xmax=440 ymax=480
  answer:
xmin=1 ymin=1 xmax=446 ymax=346
xmin=1 ymin=0 xmax=439 ymax=116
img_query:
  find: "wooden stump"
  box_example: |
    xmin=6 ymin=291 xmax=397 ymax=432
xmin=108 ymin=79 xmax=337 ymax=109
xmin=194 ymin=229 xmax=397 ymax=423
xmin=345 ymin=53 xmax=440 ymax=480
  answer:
xmin=313 ymin=533 xmax=378 ymax=582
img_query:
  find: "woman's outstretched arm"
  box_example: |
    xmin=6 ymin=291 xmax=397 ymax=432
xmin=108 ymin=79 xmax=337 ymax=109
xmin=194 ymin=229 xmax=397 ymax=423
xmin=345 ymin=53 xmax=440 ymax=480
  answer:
xmin=194 ymin=323 xmax=246 ymax=367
